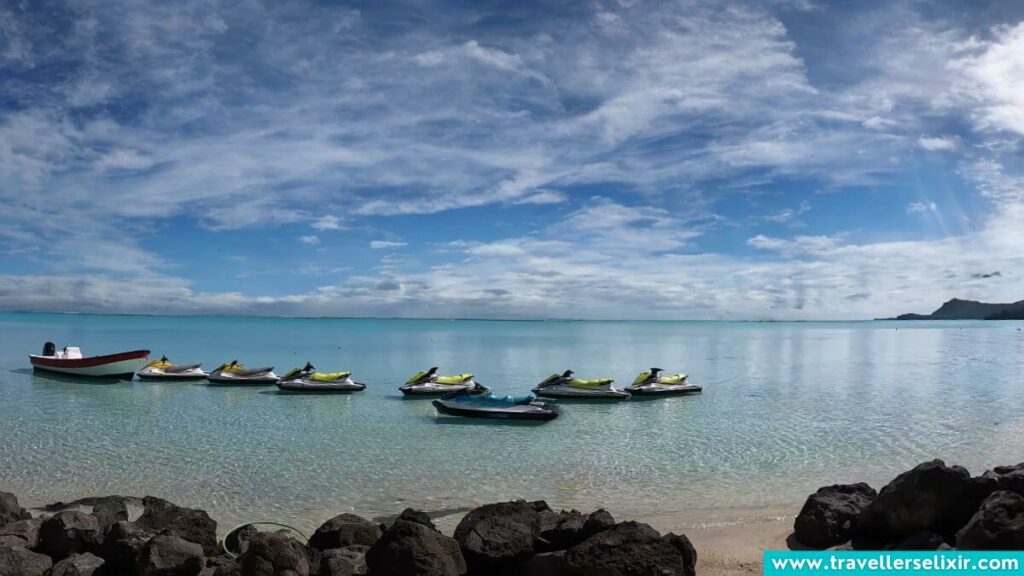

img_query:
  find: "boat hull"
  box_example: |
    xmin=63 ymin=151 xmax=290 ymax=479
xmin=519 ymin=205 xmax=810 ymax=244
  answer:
xmin=29 ymin=350 xmax=150 ymax=379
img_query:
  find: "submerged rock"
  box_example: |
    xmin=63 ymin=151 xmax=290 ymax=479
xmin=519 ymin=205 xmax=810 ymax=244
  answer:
xmin=48 ymin=552 xmax=105 ymax=576
xmin=563 ymin=521 xmax=696 ymax=576
xmin=957 ymin=491 xmax=1024 ymax=550
xmin=0 ymin=492 xmax=31 ymax=527
xmin=237 ymin=531 xmax=309 ymax=576
xmin=0 ymin=518 xmax=42 ymax=549
xmin=136 ymin=533 xmax=205 ymax=576
xmin=308 ymin=514 xmax=382 ymax=552
xmin=366 ymin=519 xmax=466 ymax=576
xmin=453 ymin=500 xmax=540 ymax=571
xmin=794 ymin=483 xmax=876 ymax=548
xmin=137 ymin=496 xmax=218 ymax=556
xmin=855 ymin=460 xmax=984 ymax=544
xmin=37 ymin=511 xmax=103 ymax=560
xmin=0 ymin=545 xmax=52 ymax=576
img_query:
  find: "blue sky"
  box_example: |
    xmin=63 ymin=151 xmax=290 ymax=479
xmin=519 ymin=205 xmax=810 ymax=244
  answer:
xmin=1 ymin=0 xmax=1023 ymax=319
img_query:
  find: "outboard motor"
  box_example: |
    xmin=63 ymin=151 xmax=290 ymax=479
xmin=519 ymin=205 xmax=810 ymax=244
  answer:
xmin=42 ymin=342 xmax=56 ymax=356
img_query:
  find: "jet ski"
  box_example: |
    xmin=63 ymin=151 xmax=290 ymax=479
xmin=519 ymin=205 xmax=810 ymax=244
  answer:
xmin=400 ymin=367 xmax=488 ymax=397
xmin=136 ymin=356 xmax=209 ymax=381
xmin=275 ymin=362 xmax=365 ymax=393
xmin=207 ymin=360 xmax=279 ymax=386
xmin=433 ymin=389 xmax=559 ymax=421
xmin=532 ymin=370 xmax=630 ymax=400
xmin=626 ymin=367 xmax=703 ymax=396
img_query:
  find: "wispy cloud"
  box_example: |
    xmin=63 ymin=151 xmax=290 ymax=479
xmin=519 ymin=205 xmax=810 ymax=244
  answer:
xmin=1 ymin=1 xmax=1023 ymax=318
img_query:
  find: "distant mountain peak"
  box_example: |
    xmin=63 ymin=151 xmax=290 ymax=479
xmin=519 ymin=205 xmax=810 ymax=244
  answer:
xmin=889 ymin=297 xmax=1024 ymax=320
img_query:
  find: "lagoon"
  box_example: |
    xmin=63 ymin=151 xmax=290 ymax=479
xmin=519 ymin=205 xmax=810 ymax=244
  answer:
xmin=1 ymin=313 xmax=1022 ymax=533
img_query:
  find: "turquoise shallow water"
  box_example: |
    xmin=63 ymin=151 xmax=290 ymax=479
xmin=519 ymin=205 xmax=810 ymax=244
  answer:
xmin=1 ymin=313 xmax=1023 ymax=532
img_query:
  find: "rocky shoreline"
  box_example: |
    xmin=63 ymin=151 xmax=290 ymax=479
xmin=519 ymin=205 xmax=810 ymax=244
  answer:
xmin=0 ymin=493 xmax=696 ymax=575
xmin=4 ymin=458 xmax=1024 ymax=575
xmin=792 ymin=459 xmax=1024 ymax=550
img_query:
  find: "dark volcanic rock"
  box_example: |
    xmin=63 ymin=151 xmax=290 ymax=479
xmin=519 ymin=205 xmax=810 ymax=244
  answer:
xmin=509 ymin=551 xmax=564 ymax=576
xmin=397 ymin=509 xmax=437 ymax=531
xmin=957 ymin=491 xmax=1024 ymax=550
xmin=1 ymin=492 xmax=31 ymax=527
xmin=855 ymin=460 xmax=984 ymax=544
xmin=366 ymin=519 xmax=466 ymax=576
xmin=49 ymin=552 xmax=105 ymax=576
xmin=137 ymin=497 xmax=218 ymax=556
xmin=319 ymin=546 xmax=368 ymax=576
xmin=794 ymin=483 xmax=877 ymax=548
xmin=979 ymin=463 xmax=1024 ymax=496
xmin=0 ymin=545 xmax=52 ymax=576
xmin=37 ymin=511 xmax=103 ymax=560
xmin=453 ymin=500 xmax=540 ymax=570
xmin=0 ymin=518 xmax=42 ymax=549
xmin=893 ymin=531 xmax=949 ymax=550
xmin=237 ymin=531 xmax=309 ymax=576
xmin=135 ymin=533 xmax=204 ymax=576
xmin=308 ymin=514 xmax=382 ymax=552
xmin=665 ymin=532 xmax=698 ymax=575
xmin=539 ymin=508 xmax=616 ymax=551
xmin=198 ymin=556 xmax=240 ymax=576
xmin=223 ymin=525 xmax=258 ymax=557
xmin=91 ymin=500 xmax=129 ymax=532
xmin=563 ymin=521 xmax=696 ymax=576
xmin=99 ymin=521 xmax=155 ymax=575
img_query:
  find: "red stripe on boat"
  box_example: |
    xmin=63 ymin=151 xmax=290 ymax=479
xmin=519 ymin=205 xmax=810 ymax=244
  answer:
xmin=30 ymin=350 xmax=150 ymax=368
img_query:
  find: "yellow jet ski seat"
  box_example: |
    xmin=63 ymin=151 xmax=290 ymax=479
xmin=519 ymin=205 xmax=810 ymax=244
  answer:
xmin=311 ymin=371 xmax=351 ymax=382
xmin=436 ymin=374 xmax=474 ymax=385
xmin=568 ymin=378 xmax=613 ymax=389
xmin=656 ymin=373 xmax=688 ymax=384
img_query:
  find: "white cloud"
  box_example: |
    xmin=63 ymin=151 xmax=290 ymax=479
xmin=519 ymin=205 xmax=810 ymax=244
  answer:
xmin=955 ymin=22 xmax=1024 ymax=135
xmin=906 ymin=201 xmax=938 ymax=214
xmin=369 ymin=240 xmax=406 ymax=250
xmin=917 ymin=135 xmax=957 ymax=151
xmin=311 ymin=215 xmax=342 ymax=231
xmin=299 ymin=235 xmax=320 ymax=245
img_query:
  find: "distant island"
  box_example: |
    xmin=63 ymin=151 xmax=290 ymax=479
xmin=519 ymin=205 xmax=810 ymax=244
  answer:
xmin=883 ymin=298 xmax=1024 ymax=320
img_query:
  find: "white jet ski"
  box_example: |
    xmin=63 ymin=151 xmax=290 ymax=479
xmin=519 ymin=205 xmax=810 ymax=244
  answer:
xmin=532 ymin=370 xmax=630 ymax=400
xmin=625 ymin=367 xmax=702 ymax=396
xmin=136 ymin=356 xmax=209 ymax=381
xmin=276 ymin=362 xmax=365 ymax=393
xmin=400 ymin=367 xmax=488 ymax=397
xmin=207 ymin=360 xmax=279 ymax=386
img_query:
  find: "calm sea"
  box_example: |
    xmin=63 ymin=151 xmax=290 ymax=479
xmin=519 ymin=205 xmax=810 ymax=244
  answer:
xmin=1 ymin=313 xmax=1022 ymax=532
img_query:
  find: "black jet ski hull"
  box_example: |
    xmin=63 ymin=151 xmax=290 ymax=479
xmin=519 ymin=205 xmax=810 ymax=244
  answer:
xmin=276 ymin=380 xmax=366 ymax=393
xmin=136 ymin=371 xmax=209 ymax=381
xmin=207 ymin=375 xmax=279 ymax=386
xmin=432 ymin=399 xmax=559 ymax=421
xmin=400 ymin=384 xmax=489 ymax=397
xmin=532 ymin=388 xmax=630 ymax=400
xmin=626 ymin=384 xmax=703 ymax=396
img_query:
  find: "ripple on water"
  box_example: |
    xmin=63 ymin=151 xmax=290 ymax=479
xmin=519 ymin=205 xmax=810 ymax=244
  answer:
xmin=2 ymin=315 xmax=1023 ymax=532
